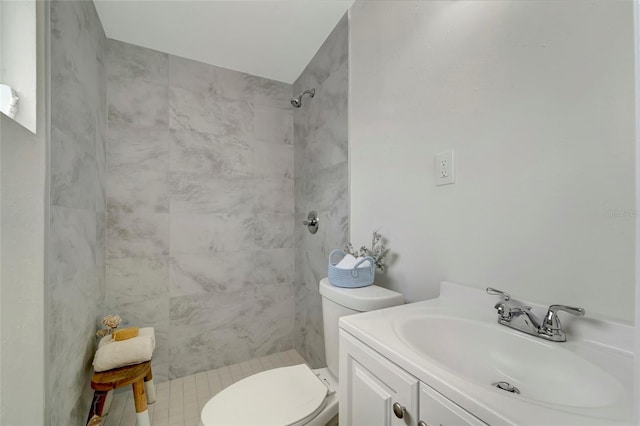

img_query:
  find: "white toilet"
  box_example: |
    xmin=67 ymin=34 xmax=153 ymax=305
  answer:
xmin=200 ymin=278 xmax=404 ymax=426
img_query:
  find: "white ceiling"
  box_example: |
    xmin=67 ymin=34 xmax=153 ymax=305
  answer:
xmin=94 ymin=0 xmax=354 ymax=84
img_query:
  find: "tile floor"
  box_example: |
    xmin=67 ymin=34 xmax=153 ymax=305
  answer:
xmin=102 ymin=349 xmax=308 ymax=426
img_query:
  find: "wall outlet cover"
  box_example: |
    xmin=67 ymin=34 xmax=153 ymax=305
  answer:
xmin=435 ymin=150 xmax=455 ymax=186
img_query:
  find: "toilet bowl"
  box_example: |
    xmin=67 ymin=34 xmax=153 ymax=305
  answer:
xmin=200 ymin=278 xmax=403 ymax=426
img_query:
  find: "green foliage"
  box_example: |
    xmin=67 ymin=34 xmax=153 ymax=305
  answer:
xmin=344 ymin=231 xmax=390 ymax=271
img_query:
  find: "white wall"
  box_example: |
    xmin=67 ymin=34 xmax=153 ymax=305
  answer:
xmin=349 ymin=0 xmax=636 ymax=322
xmin=634 ymin=0 xmax=639 ymax=420
xmin=0 ymin=1 xmax=47 ymax=424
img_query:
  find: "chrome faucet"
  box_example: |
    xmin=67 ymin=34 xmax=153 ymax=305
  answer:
xmin=486 ymin=288 xmax=585 ymax=342
xmin=539 ymin=304 xmax=586 ymax=342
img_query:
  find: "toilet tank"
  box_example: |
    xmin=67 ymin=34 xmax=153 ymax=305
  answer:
xmin=319 ymin=278 xmax=403 ymax=378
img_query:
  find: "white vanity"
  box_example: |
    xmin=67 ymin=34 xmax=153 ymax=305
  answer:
xmin=338 ymin=282 xmax=634 ymax=426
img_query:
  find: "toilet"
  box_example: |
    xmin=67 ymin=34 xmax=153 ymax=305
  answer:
xmin=200 ymin=277 xmax=404 ymax=426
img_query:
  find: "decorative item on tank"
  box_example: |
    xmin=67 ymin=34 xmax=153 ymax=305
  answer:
xmin=328 ymin=231 xmax=391 ymax=288
xmin=345 ymin=231 xmax=390 ymax=272
xmin=96 ymin=314 xmax=122 ymax=337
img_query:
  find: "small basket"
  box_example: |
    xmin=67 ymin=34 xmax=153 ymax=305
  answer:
xmin=328 ymin=250 xmax=375 ymax=288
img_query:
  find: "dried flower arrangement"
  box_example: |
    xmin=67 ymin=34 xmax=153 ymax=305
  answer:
xmin=96 ymin=314 xmax=122 ymax=337
xmin=345 ymin=231 xmax=390 ymax=272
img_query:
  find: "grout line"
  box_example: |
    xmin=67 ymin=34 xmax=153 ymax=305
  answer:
xmin=218 ymin=366 xmax=233 ymax=388
xmin=260 ymin=354 xmax=275 ymax=370
xmin=229 ymin=363 xmax=244 ymax=382
xmin=249 ymin=358 xmax=263 ymax=373
xmin=207 ymin=368 xmax=223 ymax=396
xmin=119 ymin=393 xmax=136 ymax=426
xmin=238 ymin=360 xmax=254 ymax=377
xmin=195 ymin=371 xmax=211 ymax=411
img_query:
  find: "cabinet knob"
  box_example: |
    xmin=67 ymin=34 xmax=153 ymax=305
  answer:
xmin=418 ymin=421 xmax=429 ymax=426
xmin=392 ymin=402 xmax=406 ymax=419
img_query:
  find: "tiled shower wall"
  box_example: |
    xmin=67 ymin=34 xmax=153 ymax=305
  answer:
xmin=293 ymin=14 xmax=349 ymax=367
xmin=48 ymin=1 xmax=107 ymax=424
xmin=105 ymin=40 xmax=295 ymax=381
xmin=42 ymin=4 xmax=345 ymax=423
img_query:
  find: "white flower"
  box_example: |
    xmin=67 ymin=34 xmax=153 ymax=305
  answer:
xmin=101 ymin=315 xmax=121 ymax=330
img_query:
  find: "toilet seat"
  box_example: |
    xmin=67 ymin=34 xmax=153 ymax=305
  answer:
xmin=201 ymin=364 xmax=330 ymax=426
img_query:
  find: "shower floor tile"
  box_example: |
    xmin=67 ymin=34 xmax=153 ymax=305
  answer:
xmin=102 ymin=349 xmax=308 ymax=426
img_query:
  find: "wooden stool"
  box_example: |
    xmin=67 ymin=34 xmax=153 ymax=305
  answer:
xmin=88 ymin=361 xmax=155 ymax=426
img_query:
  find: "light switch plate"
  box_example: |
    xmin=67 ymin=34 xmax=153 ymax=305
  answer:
xmin=435 ymin=150 xmax=455 ymax=186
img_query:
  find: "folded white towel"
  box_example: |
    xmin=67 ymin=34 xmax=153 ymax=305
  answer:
xmin=335 ymin=253 xmax=356 ymax=269
xmin=335 ymin=254 xmax=372 ymax=270
xmin=93 ymin=327 xmax=155 ymax=372
xmin=0 ymin=84 xmax=19 ymax=119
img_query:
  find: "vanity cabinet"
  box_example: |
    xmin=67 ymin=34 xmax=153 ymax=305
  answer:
xmin=419 ymin=382 xmax=487 ymax=426
xmin=340 ymin=330 xmax=487 ymax=426
xmin=340 ymin=330 xmax=418 ymax=425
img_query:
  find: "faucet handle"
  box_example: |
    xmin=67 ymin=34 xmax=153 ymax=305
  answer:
xmin=486 ymin=287 xmax=510 ymax=301
xmin=540 ymin=304 xmax=585 ymax=341
xmin=550 ymin=304 xmax=585 ymax=316
xmin=542 ymin=305 xmax=585 ymax=328
xmin=494 ymin=302 xmax=510 ymax=320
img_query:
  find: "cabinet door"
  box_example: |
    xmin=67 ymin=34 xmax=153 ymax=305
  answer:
xmin=340 ymin=330 xmax=419 ymax=426
xmin=418 ymin=383 xmax=487 ymax=426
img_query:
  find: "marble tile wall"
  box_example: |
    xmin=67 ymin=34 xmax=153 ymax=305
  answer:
xmin=48 ymin=1 xmax=107 ymax=425
xmin=105 ymin=40 xmax=295 ymax=381
xmin=293 ymin=14 xmax=349 ymax=367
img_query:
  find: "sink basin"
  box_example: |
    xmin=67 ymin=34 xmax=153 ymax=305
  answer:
xmin=393 ymin=310 xmax=624 ymax=408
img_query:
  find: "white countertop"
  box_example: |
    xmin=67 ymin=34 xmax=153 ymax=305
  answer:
xmin=339 ymin=281 xmax=635 ymax=426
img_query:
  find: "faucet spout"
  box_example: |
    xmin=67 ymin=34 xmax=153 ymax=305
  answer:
xmin=495 ymin=304 xmax=541 ymax=335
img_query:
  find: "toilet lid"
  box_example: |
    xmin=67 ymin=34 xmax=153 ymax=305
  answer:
xmin=201 ymin=364 xmax=329 ymax=426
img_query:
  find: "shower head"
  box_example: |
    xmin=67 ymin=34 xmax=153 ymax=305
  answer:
xmin=290 ymin=88 xmax=315 ymax=108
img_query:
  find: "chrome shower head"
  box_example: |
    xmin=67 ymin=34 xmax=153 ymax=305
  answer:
xmin=290 ymin=88 xmax=315 ymax=108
